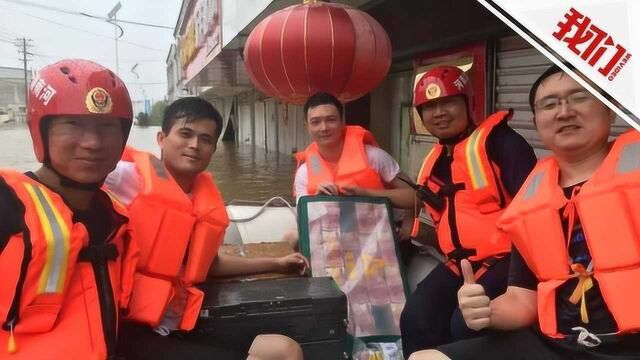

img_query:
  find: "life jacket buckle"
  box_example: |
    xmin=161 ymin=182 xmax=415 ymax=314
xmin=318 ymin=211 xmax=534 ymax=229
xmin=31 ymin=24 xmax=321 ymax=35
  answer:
xmin=437 ymin=183 xmax=465 ymax=197
xmin=78 ymin=244 xmax=119 ymax=264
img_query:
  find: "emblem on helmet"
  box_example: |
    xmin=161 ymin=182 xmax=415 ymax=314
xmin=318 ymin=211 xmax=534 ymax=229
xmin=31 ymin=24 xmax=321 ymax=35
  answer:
xmin=86 ymin=87 xmax=113 ymax=114
xmin=425 ymin=83 xmax=441 ymax=100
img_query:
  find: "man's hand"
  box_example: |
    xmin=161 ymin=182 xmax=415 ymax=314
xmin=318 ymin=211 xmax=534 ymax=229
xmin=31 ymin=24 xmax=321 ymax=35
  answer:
xmin=275 ymin=253 xmax=309 ymax=275
xmin=458 ymin=259 xmax=492 ymax=331
xmin=397 ymin=216 xmax=414 ymax=241
xmin=341 ymin=185 xmax=369 ymax=197
xmin=316 ymin=182 xmax=340 ymax=196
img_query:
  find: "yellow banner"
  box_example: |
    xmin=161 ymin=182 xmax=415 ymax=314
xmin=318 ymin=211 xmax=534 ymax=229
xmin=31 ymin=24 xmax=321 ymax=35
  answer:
xmin=180 ymin=21 xmax=197 ymax=67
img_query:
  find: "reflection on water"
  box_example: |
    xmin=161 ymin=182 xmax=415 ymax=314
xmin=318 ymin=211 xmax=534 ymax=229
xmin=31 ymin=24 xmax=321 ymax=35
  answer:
xmin=0 ymin=124 xmax=295 ymax=202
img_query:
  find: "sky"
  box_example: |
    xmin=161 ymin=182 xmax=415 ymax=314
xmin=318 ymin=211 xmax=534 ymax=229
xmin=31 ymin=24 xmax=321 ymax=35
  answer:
xmin=0 ymin=0 xmax=181 ymax=105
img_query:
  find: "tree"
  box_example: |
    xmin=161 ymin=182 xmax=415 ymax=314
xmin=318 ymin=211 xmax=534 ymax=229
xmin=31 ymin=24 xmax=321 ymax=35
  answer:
xmin=136 ymin=112 xmax=151 ymax=127
xmin=150 ymin=100 xmax=168 ymax=126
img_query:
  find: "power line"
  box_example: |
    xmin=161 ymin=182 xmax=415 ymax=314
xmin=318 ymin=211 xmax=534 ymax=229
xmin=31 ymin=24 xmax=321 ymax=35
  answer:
xmin=0 ymin=30 xmax=19 ymax=40
xmin=109 ymin=18 xmax=172 ymax=30
xmin=0 ymin=5 xmax=167 ymax=53
xmin=0 ymin=25 xmax=24 ymax=38
xmin=0 ymin=0 xmax=173 ymax=29
xmin=0 ymin=6 xmax=110 ymax=39
xmin=0 ymin=30 xmax=20 ymax=39
xmin=1 ymin=0 xmax=78 ymax=16
xmin=30 ymin=50 xmax=164 ymax=64
xmin=0 ymin=34 xmax=16 ymax=42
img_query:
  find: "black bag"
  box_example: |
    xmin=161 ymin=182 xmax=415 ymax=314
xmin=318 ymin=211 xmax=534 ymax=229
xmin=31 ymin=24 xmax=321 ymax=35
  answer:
xmin=190 ymin=277 xmax=349 ymax=359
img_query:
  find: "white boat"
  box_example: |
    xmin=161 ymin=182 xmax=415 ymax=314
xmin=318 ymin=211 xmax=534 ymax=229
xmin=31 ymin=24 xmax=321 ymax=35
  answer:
xmin=224 ymin=197 xmax=298 ymax=246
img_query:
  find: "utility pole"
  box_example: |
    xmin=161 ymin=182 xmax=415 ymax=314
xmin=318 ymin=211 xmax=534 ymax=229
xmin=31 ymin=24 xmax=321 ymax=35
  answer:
xmin=15 ymin=38 xmax=32 ymax=118
xmin=107 ymin=2 xmax=122 ymax=74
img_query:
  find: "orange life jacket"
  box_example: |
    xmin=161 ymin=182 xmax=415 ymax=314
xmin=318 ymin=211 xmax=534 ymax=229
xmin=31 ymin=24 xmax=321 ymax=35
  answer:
xmin=498 ymin=129 xmax=640 ymax=338
xmin=294 ymin=125 xmax=385 ymax=196
xmin=413 ymin=111 xmax=513 ymax=275
xmin=123 ymin=147 xmax=229 ymax=331
xmin=0 ymin=170 xmax=135 ymax=359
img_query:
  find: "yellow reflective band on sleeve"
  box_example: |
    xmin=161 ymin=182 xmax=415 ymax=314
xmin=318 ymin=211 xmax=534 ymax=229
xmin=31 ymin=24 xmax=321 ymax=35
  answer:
xmin=465 ymin=128 xmax=489 ymax=190
xmin=24 ymin=183 xmax=70 ymax=294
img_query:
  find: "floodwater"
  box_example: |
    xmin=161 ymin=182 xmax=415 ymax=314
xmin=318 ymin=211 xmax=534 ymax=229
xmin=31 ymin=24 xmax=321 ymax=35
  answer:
xmin=0 ymin=124 xmax=295 ymax=202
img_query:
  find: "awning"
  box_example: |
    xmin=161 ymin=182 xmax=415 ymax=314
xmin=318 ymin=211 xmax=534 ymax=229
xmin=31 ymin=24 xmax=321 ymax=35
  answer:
xmin=185 ymin=49 xmax=253 ymax=97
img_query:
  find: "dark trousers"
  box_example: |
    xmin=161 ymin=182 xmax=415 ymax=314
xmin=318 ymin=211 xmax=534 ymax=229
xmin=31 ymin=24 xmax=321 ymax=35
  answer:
xmin=117 ymin=321 xmax=249 ymax=360
xmin=437 ymin=327 xmax=640 ymax=360
xmin=400 ymin=256 xmax=510 ymax=358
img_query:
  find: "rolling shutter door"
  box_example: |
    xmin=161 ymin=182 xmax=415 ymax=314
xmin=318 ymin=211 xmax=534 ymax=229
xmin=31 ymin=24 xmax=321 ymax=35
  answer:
xmin=495 ymin=36 xmax=633 ymax=157
xmin=494 ymin=36 xmax=552 ymax=157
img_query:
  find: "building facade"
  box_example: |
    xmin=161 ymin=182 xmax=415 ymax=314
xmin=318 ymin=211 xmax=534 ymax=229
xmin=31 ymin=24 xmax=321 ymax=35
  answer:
xmin=0 ymin=66 xmax=32 ymax=123
xmin=169 ymin=0 xmax=633 ymax=178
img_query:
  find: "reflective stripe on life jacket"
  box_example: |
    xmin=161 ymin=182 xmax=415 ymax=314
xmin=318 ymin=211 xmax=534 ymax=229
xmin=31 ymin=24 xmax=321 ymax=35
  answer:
xmin=412 ymin=111 xmax=513 ymax=270
xmin=123 ymin=147 xmax=229 ymax=331
xmin=294 ymin=126 xmax=385 ymax=196
xmin=498 ymin=130 xmax=640 ymax=338
xmin=0 ymin=170 xmax=132 ymax=359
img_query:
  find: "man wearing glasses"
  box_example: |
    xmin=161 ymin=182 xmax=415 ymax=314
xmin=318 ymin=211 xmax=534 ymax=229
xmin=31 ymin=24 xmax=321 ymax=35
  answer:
xmin=410 ymin=65 xmax=640 ymax=360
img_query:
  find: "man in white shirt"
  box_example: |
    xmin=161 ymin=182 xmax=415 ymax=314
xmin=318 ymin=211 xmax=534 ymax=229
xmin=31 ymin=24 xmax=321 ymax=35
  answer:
xmin=291 ymin=92 xmax=414 ymax=241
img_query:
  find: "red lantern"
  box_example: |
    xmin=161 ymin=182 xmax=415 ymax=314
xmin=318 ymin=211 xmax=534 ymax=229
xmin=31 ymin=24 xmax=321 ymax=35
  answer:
xmin=243 ymin=0 xmax=391 ymax=105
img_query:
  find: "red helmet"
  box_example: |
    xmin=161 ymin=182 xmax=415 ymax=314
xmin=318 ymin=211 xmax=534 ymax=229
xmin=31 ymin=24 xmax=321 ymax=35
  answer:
xmin=28 ymin=59 xmax=133 ymax=162
xmin=413 ymin=65 xmax=474 ymax=118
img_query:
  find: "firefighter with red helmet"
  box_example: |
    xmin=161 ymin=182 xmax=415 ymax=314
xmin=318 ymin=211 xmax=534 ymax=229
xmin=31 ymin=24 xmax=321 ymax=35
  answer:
xmin=0 ymin=59 xmax=137 ymax=360
xmin=392 ymin=65 xmax=538 ymax=357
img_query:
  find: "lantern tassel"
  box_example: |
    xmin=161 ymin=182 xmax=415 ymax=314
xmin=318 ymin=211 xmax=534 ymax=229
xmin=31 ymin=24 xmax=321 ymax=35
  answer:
xmin=7 ymin=323 xmax=17 ymax=354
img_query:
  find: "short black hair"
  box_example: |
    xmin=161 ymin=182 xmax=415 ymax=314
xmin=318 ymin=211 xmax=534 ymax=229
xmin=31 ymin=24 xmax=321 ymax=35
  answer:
xmin=529 ymin=63 xmax=575 ymax=113
xmin=162 ymin=97 xmax=223 ymax=141
xmin=303 ymin=92 xmax=344 ymax=120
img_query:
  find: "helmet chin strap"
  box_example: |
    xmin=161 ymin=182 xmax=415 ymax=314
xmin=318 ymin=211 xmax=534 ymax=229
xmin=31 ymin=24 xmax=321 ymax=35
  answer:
xmin=44 ymin=162 xmax=103 ymax=191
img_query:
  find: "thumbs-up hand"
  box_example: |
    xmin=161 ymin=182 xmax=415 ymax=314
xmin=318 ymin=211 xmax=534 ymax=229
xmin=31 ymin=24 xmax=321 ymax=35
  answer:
xmin=457 ymin=259 xmax=492 ymax=331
